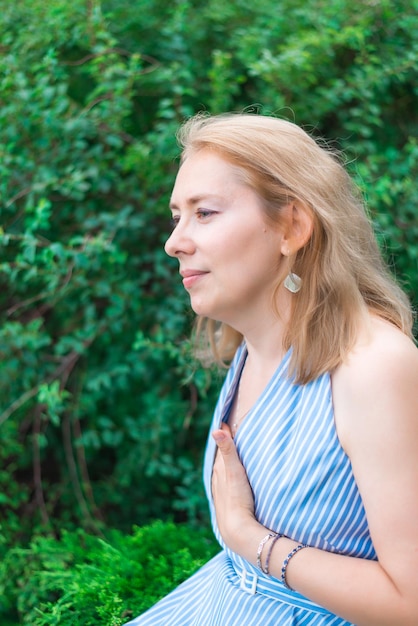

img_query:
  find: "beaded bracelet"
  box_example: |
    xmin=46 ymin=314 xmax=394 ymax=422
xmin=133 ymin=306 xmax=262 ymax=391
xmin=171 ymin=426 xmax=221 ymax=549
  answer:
xmin=281 ymin=543 xmax=307 ymax=590
xmin=256 ymin=532 xmax=276 ymax=571
xmin=262 ymin=533 xmax=282 ymax=575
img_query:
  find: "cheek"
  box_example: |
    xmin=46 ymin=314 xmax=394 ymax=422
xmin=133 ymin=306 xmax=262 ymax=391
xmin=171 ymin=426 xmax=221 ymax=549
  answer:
xmin=213 ymin=229 xmax=259 ymax=261
xmin=222 ymin=234 xmax=279 ymax=271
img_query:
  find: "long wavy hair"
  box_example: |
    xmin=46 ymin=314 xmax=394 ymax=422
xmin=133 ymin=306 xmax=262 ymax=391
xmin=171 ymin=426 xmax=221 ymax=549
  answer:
xmin=176 ymin=113 xmax=414 ymax=384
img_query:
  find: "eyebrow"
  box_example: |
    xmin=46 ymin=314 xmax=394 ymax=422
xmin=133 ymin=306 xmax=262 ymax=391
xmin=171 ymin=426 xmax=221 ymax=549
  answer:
xmin=169 ymin=193 xmax=223 ymax=210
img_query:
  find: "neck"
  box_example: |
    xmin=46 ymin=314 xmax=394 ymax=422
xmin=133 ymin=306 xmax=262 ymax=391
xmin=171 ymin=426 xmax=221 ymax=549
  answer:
xmin=240 ymin=293 xmax=292 ymax=369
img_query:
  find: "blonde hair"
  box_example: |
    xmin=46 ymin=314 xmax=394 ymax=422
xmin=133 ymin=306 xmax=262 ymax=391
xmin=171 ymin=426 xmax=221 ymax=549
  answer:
xmin=177 ymin=113 xmax=414 ymax=384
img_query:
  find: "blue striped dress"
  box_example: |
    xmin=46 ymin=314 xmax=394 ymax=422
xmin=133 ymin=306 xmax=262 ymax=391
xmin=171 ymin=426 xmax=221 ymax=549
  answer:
xmin=125 ymin=345 xmax=376 ymax=625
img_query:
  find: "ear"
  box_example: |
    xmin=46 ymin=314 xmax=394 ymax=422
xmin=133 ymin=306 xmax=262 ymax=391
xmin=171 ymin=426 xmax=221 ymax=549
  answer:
xmin=279 ymin=201 xmax=314 ymax=256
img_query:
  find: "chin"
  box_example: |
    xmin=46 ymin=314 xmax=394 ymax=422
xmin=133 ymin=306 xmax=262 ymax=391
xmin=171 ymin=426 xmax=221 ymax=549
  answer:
xmin=190 ymin=304 xmax=209 ymax=316
xmin=190 ymin=299 xmax=216 ymax=318
xmin=189 ymin=298 xmax=204 ymax=315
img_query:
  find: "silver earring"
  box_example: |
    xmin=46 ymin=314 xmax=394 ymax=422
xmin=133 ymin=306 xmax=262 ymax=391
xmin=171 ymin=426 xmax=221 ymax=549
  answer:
xmin=284 ymin=272 xmax=302 ymax=293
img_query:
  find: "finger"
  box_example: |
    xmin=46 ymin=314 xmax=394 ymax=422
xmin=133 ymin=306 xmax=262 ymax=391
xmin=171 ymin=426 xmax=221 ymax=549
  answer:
xmin=220 ymin=422 xmax=232 ymax=437
xmin=212 ymin=428 xmax=238 ymax=461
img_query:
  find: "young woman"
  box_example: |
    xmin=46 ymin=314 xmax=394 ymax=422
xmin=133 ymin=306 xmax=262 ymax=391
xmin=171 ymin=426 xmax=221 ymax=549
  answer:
xmin=125 ymin=113 xmax=418 ymax=625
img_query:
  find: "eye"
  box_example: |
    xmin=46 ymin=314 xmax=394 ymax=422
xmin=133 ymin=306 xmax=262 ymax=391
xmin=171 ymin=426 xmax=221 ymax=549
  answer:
xmin=170 ymin=215 xmax=180 ymax=229
xmin=196 ymin=209 xmax=216 ymax=219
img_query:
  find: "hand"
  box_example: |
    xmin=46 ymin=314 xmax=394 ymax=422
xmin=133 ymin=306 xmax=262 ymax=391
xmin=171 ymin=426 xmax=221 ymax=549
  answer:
xmin=211 ymin=423 xmax=257 ymax=552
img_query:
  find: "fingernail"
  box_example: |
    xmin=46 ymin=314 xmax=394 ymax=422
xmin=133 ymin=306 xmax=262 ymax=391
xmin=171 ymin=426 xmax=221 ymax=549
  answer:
xmin=213 ymin=431 xmax=226 ymax=443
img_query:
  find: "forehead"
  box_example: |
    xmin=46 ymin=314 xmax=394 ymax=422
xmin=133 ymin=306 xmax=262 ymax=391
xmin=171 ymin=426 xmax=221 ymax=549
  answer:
xmin=170 ymin=149 xmax=244 ymax=207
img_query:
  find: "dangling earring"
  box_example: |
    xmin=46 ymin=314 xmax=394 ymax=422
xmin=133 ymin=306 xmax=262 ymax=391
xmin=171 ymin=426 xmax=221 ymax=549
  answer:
xmin=284 ymin=272 xmax=302 ymax=293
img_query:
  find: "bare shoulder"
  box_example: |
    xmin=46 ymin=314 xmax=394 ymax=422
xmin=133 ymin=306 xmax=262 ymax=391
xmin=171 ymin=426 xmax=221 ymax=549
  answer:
xmin=345 ymin=316 xmax=417 ymax=381
xmin=332 ymin=316 xmax=418 ymax=454
xmin=332 ymin=317 xmax=418 ymax=594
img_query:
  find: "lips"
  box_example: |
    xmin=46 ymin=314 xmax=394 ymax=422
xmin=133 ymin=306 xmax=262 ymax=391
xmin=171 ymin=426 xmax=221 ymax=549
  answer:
xmin=180 ymin=269 xmax=209 ymax=289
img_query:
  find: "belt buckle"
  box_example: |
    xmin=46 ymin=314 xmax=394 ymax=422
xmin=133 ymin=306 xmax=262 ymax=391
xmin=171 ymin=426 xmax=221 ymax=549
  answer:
xmin=240 ymin=568 xmax=257 ymax=595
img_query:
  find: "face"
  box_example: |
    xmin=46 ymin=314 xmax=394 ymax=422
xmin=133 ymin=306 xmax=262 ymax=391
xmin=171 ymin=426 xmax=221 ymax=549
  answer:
xmin=165 ymin=149 xmax=287 ymax=330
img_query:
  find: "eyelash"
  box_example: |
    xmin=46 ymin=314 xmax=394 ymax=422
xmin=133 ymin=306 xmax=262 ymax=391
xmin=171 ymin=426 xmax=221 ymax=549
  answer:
xmin=197 ymin=209 xmax=215 ymax=219
xmin=169 ymin=209 xmax=215 ymax=229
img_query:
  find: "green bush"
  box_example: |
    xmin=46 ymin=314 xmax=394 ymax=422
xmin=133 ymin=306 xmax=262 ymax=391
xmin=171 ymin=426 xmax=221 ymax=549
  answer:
xmin=0 ymin=0 xmax=417 ymax=547
xmin=0 ymin=520 xmax=219 ymax=626
xmin=0 ymin=0 xmax=222 ymax=539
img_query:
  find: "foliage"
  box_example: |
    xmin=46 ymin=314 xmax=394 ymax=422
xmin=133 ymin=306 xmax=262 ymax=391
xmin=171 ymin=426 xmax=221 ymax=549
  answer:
xmin=0 ymin=520 xmax=219 ymax=625
xmin=0 ymin=0 xmax=417 ymax=555
xmin=0 ymin=0 xmax=222 ymax=541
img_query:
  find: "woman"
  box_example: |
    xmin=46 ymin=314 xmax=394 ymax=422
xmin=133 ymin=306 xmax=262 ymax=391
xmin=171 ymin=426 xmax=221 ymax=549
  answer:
xmin=125 ymin=113 xmax=418 ymax=625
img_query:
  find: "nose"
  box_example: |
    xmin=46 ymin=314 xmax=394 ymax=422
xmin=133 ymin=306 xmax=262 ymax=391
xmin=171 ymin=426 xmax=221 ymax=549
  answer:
xmin=164 ymin=219 xmax=196 ymax=258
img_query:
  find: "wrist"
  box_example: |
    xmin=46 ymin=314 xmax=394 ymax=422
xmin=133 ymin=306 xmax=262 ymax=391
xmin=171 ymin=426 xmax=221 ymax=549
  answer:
xmin=226 ymin=520 xmax=308 ymax=593
xmin=260 ymin=535 xmax=309 ymax=591
xmin=228 ymin=519 xmax=266 ymax=561
xmin=247 ymin=531 xmax=304 ymax=581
